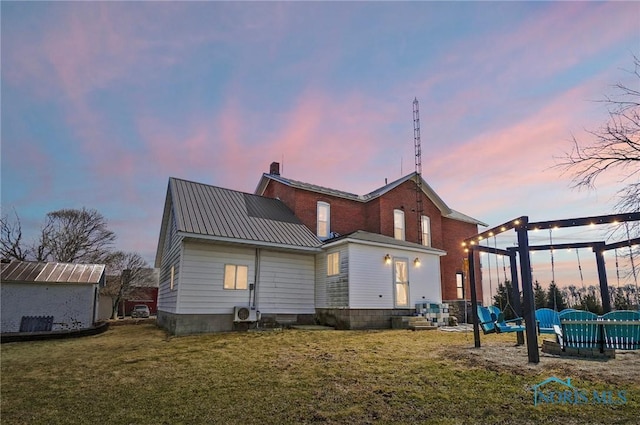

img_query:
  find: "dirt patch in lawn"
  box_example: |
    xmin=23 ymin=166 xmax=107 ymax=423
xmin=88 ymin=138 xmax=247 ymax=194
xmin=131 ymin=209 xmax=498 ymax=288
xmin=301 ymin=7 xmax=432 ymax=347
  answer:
xmin=438 ymin=334 xmax=640 ymax=386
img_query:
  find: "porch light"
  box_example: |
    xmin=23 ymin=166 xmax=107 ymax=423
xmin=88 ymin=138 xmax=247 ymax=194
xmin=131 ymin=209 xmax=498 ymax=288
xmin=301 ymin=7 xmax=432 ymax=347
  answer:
xmin=414 ymin=258 xmax=421 ymax=267
xmin=384 ymin=254 xmax=391 ymax=265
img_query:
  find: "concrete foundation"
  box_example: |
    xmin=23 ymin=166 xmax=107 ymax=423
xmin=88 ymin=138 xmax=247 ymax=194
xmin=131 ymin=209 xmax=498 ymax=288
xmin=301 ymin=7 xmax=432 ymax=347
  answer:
xmin=157 ymin=311 xmax=234 ymax=335
xmin=157 ymin=311 xmax=317 ymax=335
xmin=315 ymin=308 xmax=413 ymax=330
xmin=444 ymin=300 xmax=473 ymax=324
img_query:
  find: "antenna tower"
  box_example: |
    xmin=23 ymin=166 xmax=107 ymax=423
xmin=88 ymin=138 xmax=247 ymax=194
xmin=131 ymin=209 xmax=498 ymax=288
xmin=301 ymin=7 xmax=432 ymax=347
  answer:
xmin=413 ymin=98 xmax=424 ymax=245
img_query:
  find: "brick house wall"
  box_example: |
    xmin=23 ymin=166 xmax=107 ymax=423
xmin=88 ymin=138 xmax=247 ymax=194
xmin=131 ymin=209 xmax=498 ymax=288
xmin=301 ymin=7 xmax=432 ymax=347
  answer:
xmin=262 ymin=180 xmax=368 ymax=236
xmin=440 ymin=217 xmax=482 ymax=301
xmin=260 ymin=173 xmax=484 ymax=306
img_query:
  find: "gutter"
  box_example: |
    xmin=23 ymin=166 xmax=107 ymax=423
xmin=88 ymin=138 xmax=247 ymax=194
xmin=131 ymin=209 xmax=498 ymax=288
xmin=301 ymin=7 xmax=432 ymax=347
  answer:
xmin=178 ymin=232 xmax=322 ymax=253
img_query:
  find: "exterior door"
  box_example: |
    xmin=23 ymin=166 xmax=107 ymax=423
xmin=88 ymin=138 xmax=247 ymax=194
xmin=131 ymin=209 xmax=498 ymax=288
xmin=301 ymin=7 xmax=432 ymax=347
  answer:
xmin=393 ymin=258 xmax=410 ymax=308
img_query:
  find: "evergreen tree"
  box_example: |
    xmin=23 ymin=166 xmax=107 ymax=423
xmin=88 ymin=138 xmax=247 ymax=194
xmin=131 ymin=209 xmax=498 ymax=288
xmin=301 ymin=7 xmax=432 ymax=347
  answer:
xmin=578 ymin=293 xmax=603 ymax=315
xmin=546 ymin=282 xmax=568 ymax=311
xmin=533 ymin=280 xmax=547 ymax=309
xmin=492 ymin=280 xmax=516 ymax=320
xmin=613 ymin=288 xmax=632 ymax=310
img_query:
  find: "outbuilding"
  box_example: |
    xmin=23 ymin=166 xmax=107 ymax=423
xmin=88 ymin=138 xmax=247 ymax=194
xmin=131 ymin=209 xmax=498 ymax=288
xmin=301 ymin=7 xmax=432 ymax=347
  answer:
xmin=1 ymin=260 xmax=105 ymax=334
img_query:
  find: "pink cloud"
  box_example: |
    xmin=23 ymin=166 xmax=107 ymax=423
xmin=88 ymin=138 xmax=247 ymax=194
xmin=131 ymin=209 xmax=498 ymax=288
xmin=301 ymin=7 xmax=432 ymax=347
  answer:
xmin=420 ymin=69 xmax=631 ymax=221
xmin=136 ymin=85 xmax=401 ymax=194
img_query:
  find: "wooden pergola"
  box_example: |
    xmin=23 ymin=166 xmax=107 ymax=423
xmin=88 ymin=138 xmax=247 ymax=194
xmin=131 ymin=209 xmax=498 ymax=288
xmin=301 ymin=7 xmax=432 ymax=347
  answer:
xmin=462 ymin=212 xmax=640 ymax=364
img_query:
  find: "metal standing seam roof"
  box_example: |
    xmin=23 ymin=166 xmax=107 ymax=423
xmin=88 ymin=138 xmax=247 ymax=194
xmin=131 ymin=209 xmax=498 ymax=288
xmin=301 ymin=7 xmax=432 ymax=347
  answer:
xmin=322 ymin=230 xmax=447 ymax=255
xmin=167 ymin=177 xmax=322 ymax=250
xmin=0 ymin=261 xmax=105 ymax=284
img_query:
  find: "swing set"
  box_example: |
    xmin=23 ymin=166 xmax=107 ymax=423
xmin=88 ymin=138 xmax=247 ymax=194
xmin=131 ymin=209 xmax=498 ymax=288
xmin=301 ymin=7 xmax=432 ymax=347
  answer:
xmin=462 ymin=212 xmax=640 ymax=364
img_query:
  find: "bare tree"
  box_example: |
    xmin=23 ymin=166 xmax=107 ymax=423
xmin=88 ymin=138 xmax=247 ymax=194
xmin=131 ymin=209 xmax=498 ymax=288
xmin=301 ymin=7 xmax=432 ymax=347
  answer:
xmin=556 ymin=55 xmax=640 ymax=302
xmin=556 ymin=55 xmax=640 ymax=209
xmin=1 ymin=207 xmax=117 ymax=264
xmin=101 ymin=251 xmax=153 ymax=319
xmin=0 ymin=209 xmax=29 ymax=261
xmin=38 ymin=208 xmax=116 ymax=263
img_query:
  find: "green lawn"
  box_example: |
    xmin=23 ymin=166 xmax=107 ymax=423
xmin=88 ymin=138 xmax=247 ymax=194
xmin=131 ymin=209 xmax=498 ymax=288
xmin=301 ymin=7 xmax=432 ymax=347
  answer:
xmin=2 ymin=324 xmax=638 ymax=424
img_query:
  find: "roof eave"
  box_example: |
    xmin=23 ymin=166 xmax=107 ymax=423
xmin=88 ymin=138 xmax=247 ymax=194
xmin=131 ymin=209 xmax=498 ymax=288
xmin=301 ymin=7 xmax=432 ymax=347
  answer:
xmin=154 ymin=181 xmax=174 ymax=268
xmin=322 ymin=236 xmax=447 ymax=256
xmin=179 ymin=232 xmax=322 ymax=252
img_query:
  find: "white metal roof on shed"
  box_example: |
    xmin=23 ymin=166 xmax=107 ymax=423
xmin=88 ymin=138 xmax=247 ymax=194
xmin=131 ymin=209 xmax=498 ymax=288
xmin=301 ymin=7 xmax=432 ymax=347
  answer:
xmin=0 ymin=261 xmax=105 ymax=284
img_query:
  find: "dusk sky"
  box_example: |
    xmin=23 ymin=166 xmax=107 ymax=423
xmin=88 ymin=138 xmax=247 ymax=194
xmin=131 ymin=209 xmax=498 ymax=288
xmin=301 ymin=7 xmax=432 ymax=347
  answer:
xmin=2 ymin=2 xmax=639 ymax=302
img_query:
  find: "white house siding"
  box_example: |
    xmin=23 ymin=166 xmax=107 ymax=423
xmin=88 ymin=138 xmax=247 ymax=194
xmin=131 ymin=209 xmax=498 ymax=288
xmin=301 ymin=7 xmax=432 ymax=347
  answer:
xmin=408 ymin=252 xmax=442 ymax=305
xmin=157 ymin=210 xmax=181 ymax=314
xmin=178 ymin=241 xmax=256 ymax=314
xmin=1 ymin=283 xmax=97 ymax=332
xmin=347 ymin=244 xmax=442 ymax=309
xmin=315 ymin=246 xmax=349 ymax=308
xmin=257 ymin=250 xmax=315 ymax=314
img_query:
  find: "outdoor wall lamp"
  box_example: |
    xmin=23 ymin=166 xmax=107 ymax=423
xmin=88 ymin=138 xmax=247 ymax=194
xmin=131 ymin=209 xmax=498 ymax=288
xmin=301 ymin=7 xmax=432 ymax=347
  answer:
xmin=414 ymin=258 xmax=421 ymax=267
xmin=384 ymin=254 xmax=391 ymax=265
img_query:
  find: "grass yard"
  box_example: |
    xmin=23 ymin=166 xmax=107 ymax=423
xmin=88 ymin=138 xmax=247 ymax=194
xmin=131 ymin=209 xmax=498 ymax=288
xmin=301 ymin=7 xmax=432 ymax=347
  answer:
xmin=2 ymin=324 xmax=638 ymax=425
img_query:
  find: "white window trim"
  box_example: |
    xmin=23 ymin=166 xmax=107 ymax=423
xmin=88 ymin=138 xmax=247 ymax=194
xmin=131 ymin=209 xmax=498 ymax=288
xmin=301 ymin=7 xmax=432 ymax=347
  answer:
xmin=421 ymin=215 xmax=431 ymax=247
xmin=327 ymin=252 xmax=340 ymax=276
xmin=394 ymin=209 xmax=405 ymax=241
xmin=393 ymin=257 xmax=410 ymax=307
xmin=223 ymin=264 xmax=248 ymax=290
xmin=456 ymin=272 xmax=464 ymax=299
xmin=317 ymin=201 xmax=330 ymax=239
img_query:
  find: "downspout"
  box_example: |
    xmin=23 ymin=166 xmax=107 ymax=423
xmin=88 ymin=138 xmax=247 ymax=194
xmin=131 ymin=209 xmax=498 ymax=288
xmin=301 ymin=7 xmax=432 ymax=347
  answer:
xmin=253 ymin=248 xmax=260 ymax=313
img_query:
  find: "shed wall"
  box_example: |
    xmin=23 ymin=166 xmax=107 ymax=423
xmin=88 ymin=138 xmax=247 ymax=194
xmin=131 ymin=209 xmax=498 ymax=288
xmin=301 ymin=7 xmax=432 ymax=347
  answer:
xmin=1 ymin=283 xmax=97 ymax=332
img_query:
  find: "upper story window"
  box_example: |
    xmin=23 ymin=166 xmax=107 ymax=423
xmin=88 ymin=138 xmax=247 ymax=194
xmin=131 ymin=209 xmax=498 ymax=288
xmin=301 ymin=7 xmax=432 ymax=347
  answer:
xmin=317 ymin=201 xmax=330 ymax=239
xmin=394 ymin=209 xmax=405 ymax=241
xmin=327 ymin=252 xmax=340 ymax=276
xmin=421 ymin=215 xmax=431 ymax=247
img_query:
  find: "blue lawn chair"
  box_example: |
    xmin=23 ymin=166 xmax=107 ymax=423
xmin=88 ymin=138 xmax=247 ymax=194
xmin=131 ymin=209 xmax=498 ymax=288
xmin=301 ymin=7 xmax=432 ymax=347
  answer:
xmin=487 ymin=305 xmax=501 ymax=319
xmin=477 ymin=305 xmax=525 ymax=334
xmin=535 ymin=308 xmax=560 ymax=335
xmin=601 ymin=310 xmax=640 ymax=350
xmin=477 ymin=305 xmax=497 ymax=334
xmin=559 ymin=310 xmax=599 ymax=349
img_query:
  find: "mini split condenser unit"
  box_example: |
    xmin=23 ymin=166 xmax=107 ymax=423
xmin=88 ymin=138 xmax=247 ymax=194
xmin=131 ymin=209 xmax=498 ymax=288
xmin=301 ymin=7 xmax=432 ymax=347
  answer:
xmin=233 ymin=306 xmax=258 ymax=322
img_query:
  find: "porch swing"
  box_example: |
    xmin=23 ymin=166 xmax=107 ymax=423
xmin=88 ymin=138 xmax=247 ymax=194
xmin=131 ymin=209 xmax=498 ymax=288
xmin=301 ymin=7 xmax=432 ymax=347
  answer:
xmin=477 ymin=236 xmax=524 ymax=334
xmin=535 ymin=230 xmax=570 ymax=333
xmin=615 ymin=223 xmax=640 ymax=307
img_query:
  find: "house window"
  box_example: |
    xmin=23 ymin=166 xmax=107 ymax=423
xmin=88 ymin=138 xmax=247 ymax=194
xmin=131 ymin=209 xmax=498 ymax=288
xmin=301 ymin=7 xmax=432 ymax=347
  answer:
xmin=421 ymin=215 xmax=431 ymax=247
xmin=317 ymin=202 xmax=330 ymax=239
xmin=394 ymin=209 xmax=405 ymax=240
xmin=394 ymin=258 xmax=410 ymax=307
xmin=456 ymin=272 xmax=464 ymax=299
xmin=327 ymin=252 xmax=340 ymax=276
xmin=224 ymin=264 xmax=248 ymax=290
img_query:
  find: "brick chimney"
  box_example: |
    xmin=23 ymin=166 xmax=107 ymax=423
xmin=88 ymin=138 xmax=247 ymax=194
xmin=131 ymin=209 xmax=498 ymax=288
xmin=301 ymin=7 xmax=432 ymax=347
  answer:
xmin=269 ymin=162 xmax=280 ymax=176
